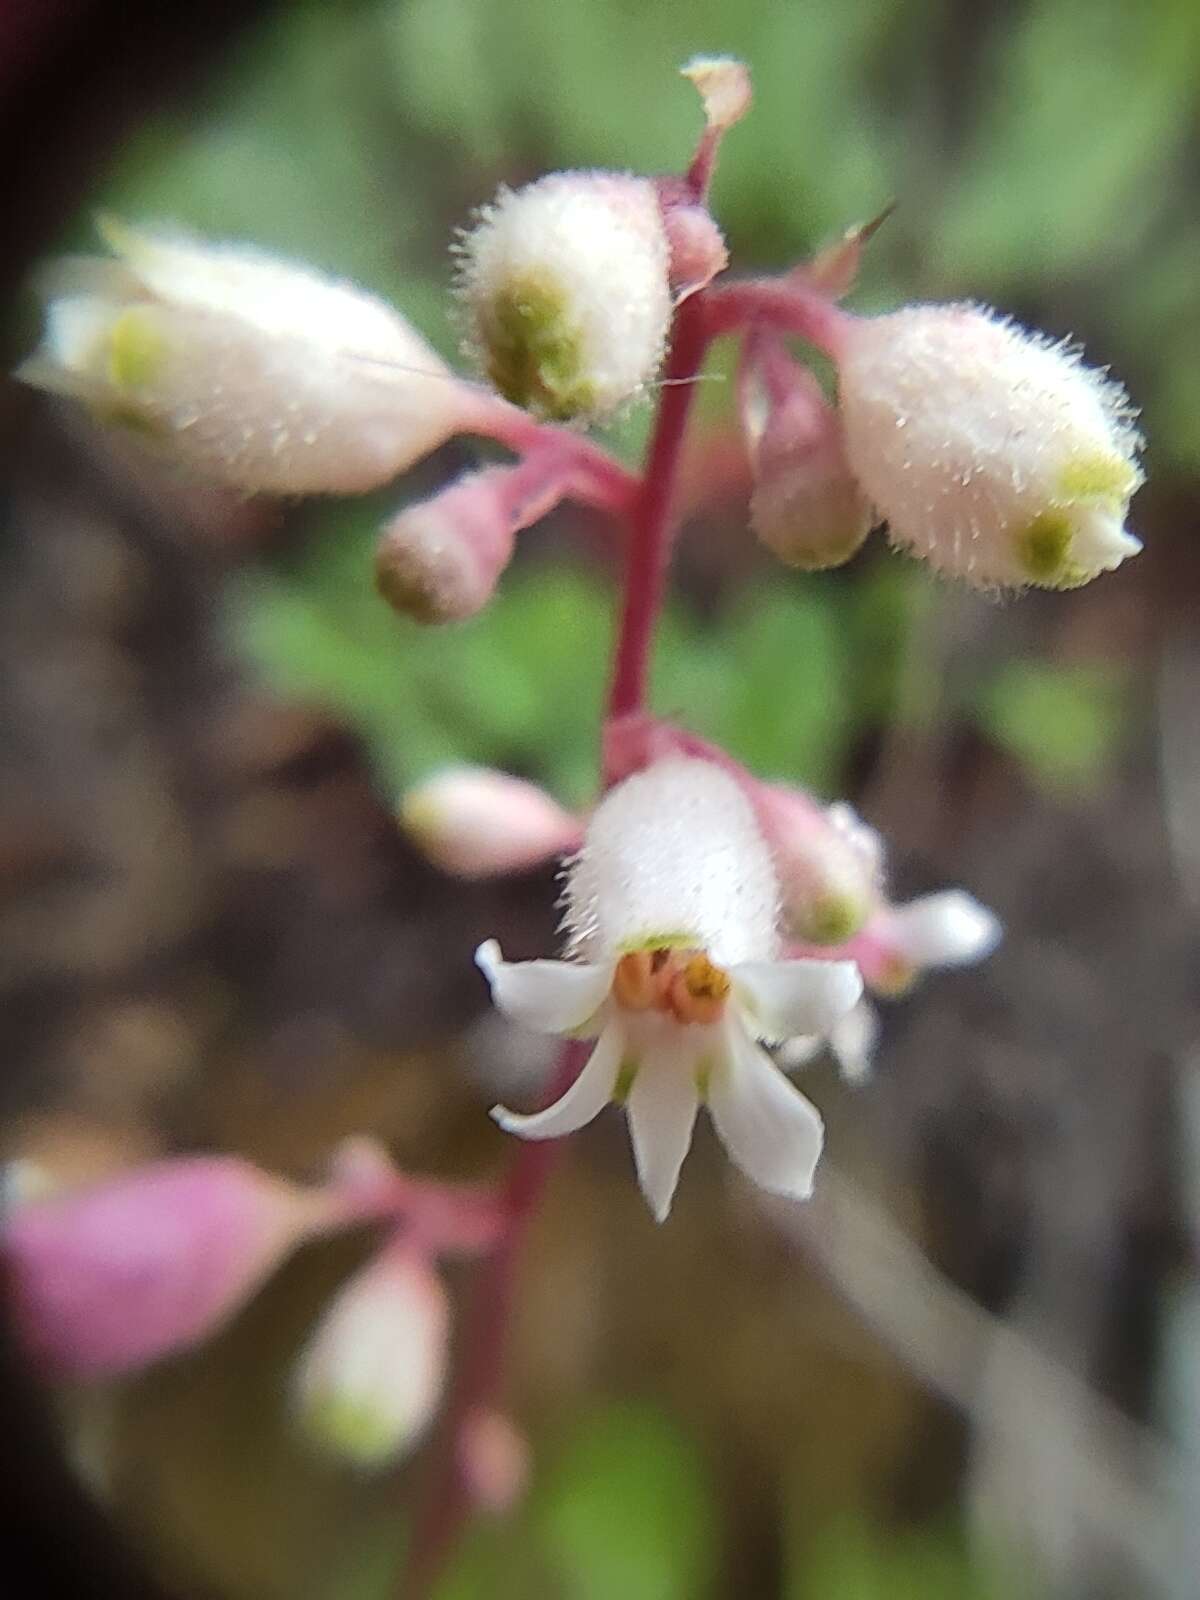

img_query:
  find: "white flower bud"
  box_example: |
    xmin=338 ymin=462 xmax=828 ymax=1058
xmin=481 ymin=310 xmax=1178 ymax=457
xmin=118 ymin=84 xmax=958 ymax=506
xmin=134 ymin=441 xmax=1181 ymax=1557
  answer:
xmin=400 ymin=767 xmax=581 ymax=877
xmin=563 ymin=757 xmax=780 ymax=968
xmin=456 ymin=172 xmax=672 ymax=422
xmin=18 ymin=219 xmax=478 ymax=494
xmin=837 ymin=303 xmax=1144 ymax=589
xmin=294 ymin=1246 xmax=449 ymax=1470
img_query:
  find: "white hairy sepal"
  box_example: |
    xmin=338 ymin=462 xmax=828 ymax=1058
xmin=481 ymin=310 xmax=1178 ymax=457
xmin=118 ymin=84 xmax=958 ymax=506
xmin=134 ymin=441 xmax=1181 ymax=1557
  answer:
xmin=19 ymin=221 xmax=474 ymax=494
xmin=562 ymin=757 xmax=781 ymax=968
xmin=456 ymin=171 xmax=672 ymax=423
xmin=837 ymin=303 xmax=1143 ymax=590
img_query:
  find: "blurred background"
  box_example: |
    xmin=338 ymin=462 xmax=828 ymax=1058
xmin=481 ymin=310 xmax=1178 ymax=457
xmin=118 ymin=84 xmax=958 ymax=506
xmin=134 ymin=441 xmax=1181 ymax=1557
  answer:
xmin=2 ymin=0 xmax=1198 ymax=1595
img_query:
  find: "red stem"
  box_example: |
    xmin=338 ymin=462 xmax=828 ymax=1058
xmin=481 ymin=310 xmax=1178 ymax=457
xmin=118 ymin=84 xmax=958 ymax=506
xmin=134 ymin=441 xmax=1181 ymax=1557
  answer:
xmin=605 ymin=292 xmax=710 ymax=732
xmin=401 ymin=285 xmax=714 ymax=1600
xmin=703 ymin=277 xmax=852 ymax=359
xmin=401 ymin=1041 xmax=586 ymax=1597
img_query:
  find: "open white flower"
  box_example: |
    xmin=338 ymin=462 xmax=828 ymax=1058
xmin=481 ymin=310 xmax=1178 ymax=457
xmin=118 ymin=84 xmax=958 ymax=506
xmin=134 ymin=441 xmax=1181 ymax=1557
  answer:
xmin=477 ymin=758 xmax=862 ymax=1221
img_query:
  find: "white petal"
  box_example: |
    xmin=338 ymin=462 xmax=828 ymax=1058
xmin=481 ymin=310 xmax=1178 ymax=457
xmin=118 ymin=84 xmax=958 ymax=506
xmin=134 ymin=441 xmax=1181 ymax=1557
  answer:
xmin=829 ymin=1000 xmax=879 ymax=1084
xmin=776 ymin=1034 xmax=822 ymax=1071
xmin=626 ymin=1047 xmax=700 ymax=1222
xmin=490 ymin=1024 xmax=622 ymax=1140
xmin=708 ymin=1021 xmax=824 ymax=1199
xmin=475 ymin=941 xmax=611 ymax=1036
xmin=731 ymin=957 xmax=862 ymax=1042
xmin=885 ymin=891 xmax=1001 ymax=968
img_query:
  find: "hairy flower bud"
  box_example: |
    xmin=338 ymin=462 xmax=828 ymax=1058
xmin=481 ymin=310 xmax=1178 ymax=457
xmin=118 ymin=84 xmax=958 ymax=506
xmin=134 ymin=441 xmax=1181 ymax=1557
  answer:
xmin=755 ymin=786 xmax=881 ymax=944
xmin=742 ymin=344 xmax=872 ymax=571
xmin=4 ymin=1156 xmax=333 ymax=1379
xmin=375 ymin=449 xmax=577 ymax=622
xmin=457 ymin=172 xmax=672 ymax=422
xmin=400 ymin=766 xmax=581 ymax=877
xmin=837 ymin=303 xmax=1143 ymax=589
xmin=293 ymin=1245 xmax=449 ymax=1469
xmin=18 ymin=219 xmax=479 ymax=494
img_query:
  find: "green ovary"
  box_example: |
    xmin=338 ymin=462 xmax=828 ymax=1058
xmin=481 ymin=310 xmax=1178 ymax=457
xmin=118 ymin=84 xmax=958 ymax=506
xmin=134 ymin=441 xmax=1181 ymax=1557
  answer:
xmin=482 ymin=275 xmax=596 ymax=421
xmin=1017 ymin=511 xmax=1077 ymax=585
xmin=303 ymin=1396 xmax=402 ymax=1466
xmin=800 ymin=892 xmax=865 ymax=946
xmin=107 ymin=309 xmax=166 ymax=393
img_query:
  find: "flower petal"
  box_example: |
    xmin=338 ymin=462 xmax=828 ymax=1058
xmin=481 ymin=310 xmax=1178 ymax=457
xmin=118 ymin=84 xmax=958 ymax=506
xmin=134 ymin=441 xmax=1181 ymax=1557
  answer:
xmin=731 ymin=957 xmax=862 ymax=1042
xmin=490 ymin=1024 xmax=622 ymax=1140
xmin=626 ymin=1047 xmax=700 ymax=1223
xmin=884 ymin=891 xmax=1001 ymax=968
xmin=708 ymin=1021 xmax=824 ymax=1199
xmin=475 ymin=941 xmax=611 ymax=1036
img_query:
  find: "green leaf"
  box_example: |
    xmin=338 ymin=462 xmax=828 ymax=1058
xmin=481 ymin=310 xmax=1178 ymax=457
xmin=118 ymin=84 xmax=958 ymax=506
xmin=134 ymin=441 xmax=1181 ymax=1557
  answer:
xmin=537 ymin=1404 xmax=719 ymax=1600
xmin=975 ymin=661 xmax=1128 ymax=793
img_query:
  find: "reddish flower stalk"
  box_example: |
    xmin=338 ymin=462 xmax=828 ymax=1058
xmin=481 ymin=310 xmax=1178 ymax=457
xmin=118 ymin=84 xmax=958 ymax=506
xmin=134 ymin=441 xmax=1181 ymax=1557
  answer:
xmin=703 ymin=276 xmax=851 ymax=359
xmin=401 ymin=1041 xmax=586 ymax=1597
xmin=605 ymin=291 xmax=711 ymax=730
xmin=401 ymin=290 xmax=715 ymax=1600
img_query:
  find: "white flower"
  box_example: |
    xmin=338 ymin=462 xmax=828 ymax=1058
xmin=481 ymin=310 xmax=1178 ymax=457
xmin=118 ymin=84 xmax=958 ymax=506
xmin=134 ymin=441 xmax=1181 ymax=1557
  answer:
xmin=477 ymin=759 xmax=862 ymax=1221
xmin=293 ymin=1246 xmax=449 ymax=1470
xmin=456 ymin=171 xmax=672 ymax=422
xmin=18 ymin=218 xmax=478 ymax=494
xmin=837 ymin=303 xmax=1143 ymax=589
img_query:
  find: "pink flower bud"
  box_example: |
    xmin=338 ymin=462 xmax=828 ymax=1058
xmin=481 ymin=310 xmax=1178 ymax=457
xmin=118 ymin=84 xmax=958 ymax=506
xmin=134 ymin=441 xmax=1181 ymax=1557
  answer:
xmin=293 ymin=1245 xmax=449 ymax=1469
xmin=375 ymin=454 xmax=567 ymax=623
xmin=660 ymin=199 xmax=728 ymax=302
xmin=741 ymin=339 xmax=872 ymax=571
xmin=754 ymin=785 xmax=881 ymax=944
xmin=457 ymin=171 xmax=672 ymax=422
xmin=837 ymin=303 xmax=1144 ymax=589
xmin=458 ymin=1406 xmax=530 ymax=1516
xmin=4 ymin=1157 xmax=333 ymax=1379
xmin=400 ymin=767 xmax=581 ymax=878
xmin=17 ymin=219 xmax=482 ymax=494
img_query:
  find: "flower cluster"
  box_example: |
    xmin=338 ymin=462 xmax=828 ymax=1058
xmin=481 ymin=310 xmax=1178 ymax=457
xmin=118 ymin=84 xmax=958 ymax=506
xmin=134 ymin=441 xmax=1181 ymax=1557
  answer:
xmin=11 ymin=55 xmax=1145 ymax=1587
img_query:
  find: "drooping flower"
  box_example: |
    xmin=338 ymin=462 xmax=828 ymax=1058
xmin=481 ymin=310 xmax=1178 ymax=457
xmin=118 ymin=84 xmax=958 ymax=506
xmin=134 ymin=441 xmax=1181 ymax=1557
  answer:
xmin=18 ymin=218 xmax=483 ymax=494
xmin=3 ymin=1156 xmax=337 ymax=1379
xmin=293 ymin=1243 xmax=449 ymax=1469
xmin=477 ymin=758 xmax=862 ymax=1221
xmin=456 ymin=171 xmax=672 ymax=422
xmin=836 ymin=302 xmax=1143 ymax=589
xmin=784 ymin=887 xmax=1002 ymax=1081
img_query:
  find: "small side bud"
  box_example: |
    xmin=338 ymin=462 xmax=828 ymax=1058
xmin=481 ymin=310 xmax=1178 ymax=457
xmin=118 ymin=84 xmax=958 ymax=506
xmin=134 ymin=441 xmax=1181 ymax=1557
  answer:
xmin=3 ymin=1157 xmax=332 ymax=1379
xmin=375 ymin=456 xmax=565 ymax=623
xmin=458 ymin=1407 xmax=531 ymax=1515
xmin=837 ymin=302 xmax=1144 ymax=589
xmin=456 ymin=172 xmax=672 ymax=422
xmin=659 ymin=195 xmax=728 ymax=302
xmin=742 ymin=339 xmax=872 ymax=571
xmin=400 ymin=767 xmax=581 ymax=878
xmin=755 ymin=784 xmax=882 ymax=944
xmin=293 ymin=1246 xmax=449 ymax=1470
xmin=17 ymin=220 xmax=479 ymax=494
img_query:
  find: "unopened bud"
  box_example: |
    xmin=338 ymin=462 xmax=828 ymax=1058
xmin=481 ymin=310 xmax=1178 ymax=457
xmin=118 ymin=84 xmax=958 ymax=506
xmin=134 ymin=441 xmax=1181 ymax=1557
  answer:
xmin=755 ymin=784 xmax=881 ymax=944
xmin=742 ymin=342 xmax=872 ymax=571
xmin=837 ymin=303 xmax=1144 ymax=589
xmin=376 ymin=458 xmax=562 ymax=622
xmin=660 ymin=199 xmax=728 ymax=302
xmin=294 ymin=1245 xmax=449 ymax=1470
xmin=401 ymin=767 xmax=581 ymax=877
xmin=457 ymin=172 xmax=672 ymax=422
xmin=3 ymin=1156 xmax=332 ymax=1379
xmin=680 ymin=56 xmax=753 ymax=132
xmin=459 ymin=1406 xmax=531 ymax=1515
xmin=17 ymin=219 xmax=477 ymax=494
